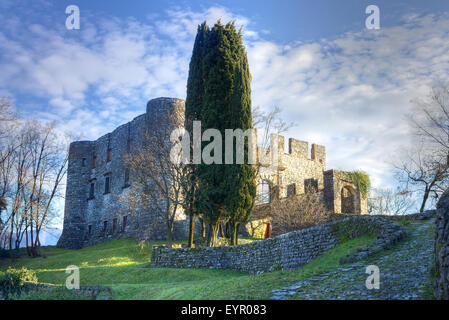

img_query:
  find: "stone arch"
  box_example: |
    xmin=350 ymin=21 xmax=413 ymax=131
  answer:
xmin=341 ymin=185 xmax=358 ymax=214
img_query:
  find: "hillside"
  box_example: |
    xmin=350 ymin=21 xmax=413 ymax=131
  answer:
xmin=0 ymin=219 xmax=435 ymax=300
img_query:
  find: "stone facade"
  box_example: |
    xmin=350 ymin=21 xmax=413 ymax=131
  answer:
xmin=150 ymin=215 xmax=406 ymax=274
xmin=58 ymin=97 xmax=367 ymax=249
xmin=435 ymin=190 xmax=449 ymax=300
xmin=57 ymin=98 xmax=188 ymax=249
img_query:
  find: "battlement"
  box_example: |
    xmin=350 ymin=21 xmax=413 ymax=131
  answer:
xmin=266 ymin=134 xmax=326 ymax=167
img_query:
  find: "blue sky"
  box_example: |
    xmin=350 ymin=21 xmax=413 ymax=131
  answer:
xmin=2 ymin=0 xmax=449 ymax=217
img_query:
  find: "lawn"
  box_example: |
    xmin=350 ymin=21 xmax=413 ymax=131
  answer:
xmin=0 ymin=235 xmax=376 ymax=300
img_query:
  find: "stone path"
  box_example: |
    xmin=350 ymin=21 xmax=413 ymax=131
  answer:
xmin=270 ymin=219 xmax=435 ymax=300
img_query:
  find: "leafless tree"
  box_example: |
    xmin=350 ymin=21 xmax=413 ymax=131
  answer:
xmin=25 ymin=122 xmax=68 ymax=256
xmin=0 ymin=118 xmax=68 ymax=256
xmin=391 ymin=85 xmax=449 ymax=212
xmin=368 ymin=188 xmax=416 ymax=215
xmin=252 ymin=105 xmax=295 ymax=155
xmin=122 ymin=108 xmax=189 ymax=248
xmin=409 ymin=85 xmax=449 ymax=151
xmin=270 ymin=186 xmax=331 ymax=236
xmin=393 ymin=143 xmax=449 ymax=212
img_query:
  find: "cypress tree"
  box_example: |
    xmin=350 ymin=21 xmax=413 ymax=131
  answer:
xmin=223 ymin=27 xmax=256 ymax=245
xmin=186 ymin=21 xmax=256 ymax=247
xmin=185 ymin=22 xmax=208 ymax=247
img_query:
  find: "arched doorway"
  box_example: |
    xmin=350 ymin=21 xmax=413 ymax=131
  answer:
xmin=264 ymin=223 xmax=271 ymax=239
xmin=341 ymin=186 xmax=357 ymax=213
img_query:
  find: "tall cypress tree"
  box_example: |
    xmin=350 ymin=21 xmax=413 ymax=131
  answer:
xmin=185 ymin=22 xmax=208 ymax=247
xmin=225 ymin=31 xmax=256 ymax=246
xmin=186 ymin=21 xmax=256 ymax=247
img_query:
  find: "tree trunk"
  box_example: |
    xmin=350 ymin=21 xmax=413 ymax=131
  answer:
xmin=225 ymin=222 xmax=231 ymax=238
xmin=218 ymin=223 xmax=225 ymax=238
xmin=420 ymin=188 xmax=430 ymax=213
xmin=207 ymin=223 xmax=219 ymax=247
xmin=201 ymin=219 xmax=206 ymax=238
xmin=188 ymin=213 xmax=195 ymax=248
xmin=25 ymin=223 xmax=31 ymax=257
xmin=8 ymin=211 xmax=14 ymax=252
xmin=166 ymin=222 xmax=173 ymax=248
xmin=34 ymin=232 xmax=41 ymax=257
xmin=231 ymin=222 xmax=240 ymax=246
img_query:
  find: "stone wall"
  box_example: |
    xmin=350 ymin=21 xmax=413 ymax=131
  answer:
xmin=58 ymin=96 xmax=368 ymax=249
xmin=435 ymin=191 xmax=449 ymax=300
xmin=150 ymin=215 xmax=406 ymax=274
xmin=57 ymin=98 xmax=191 ymax=249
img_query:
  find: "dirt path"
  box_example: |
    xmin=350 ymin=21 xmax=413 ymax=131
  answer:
xmin=270 ymin=219 xmax=435 ymax=300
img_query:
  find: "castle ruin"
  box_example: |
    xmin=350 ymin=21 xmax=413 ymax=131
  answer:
xmin=57 ymin=98 xmax=367 ymax=249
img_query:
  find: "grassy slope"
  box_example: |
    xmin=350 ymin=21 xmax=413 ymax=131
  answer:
xmin=0 ymin=236 xmax=376 ymax=300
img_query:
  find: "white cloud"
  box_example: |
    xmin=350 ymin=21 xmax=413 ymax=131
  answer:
xmin=246 ymin=13 xmax=449 ymax=188
xmin=1 ymin=5 xmax=449 ymax=192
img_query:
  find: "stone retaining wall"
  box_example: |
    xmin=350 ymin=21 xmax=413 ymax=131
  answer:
xmin=435 ymin=192 xmax=449 ymax=300
xmin=150 ymin=215 xmax=407 ymax=274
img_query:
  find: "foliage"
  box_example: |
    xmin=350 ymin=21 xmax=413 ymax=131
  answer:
xmin=187 ymin=21 xmax=256 ymax=246
xmin=0 ymin=267 xmax=37 ymax=299
xmin=345 ymin=170 xmax=371 ymax=197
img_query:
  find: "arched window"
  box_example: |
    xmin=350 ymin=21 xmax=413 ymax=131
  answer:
xmin=257 ymin=180 xmax=271 ymax=204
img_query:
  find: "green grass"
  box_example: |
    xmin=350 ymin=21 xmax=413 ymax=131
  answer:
xmin=0 ymin=236 xmax=376 ymax=300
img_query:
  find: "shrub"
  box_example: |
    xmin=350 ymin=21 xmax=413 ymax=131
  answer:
xmin=345 ymin=171 xmax=371 ymax=197
xmin=0 ymin=267 xmax=38 ymax=299
xmin=270 ymin=187 xmax=331 ymax=236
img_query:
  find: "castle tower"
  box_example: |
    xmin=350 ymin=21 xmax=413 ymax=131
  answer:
xmin=58 ymin=98 xmax=187 ymax=249
xmin=146 ymin=97 xmax=185 ymax=129
xmin=57 ymin=141 xmax=95 ymax=249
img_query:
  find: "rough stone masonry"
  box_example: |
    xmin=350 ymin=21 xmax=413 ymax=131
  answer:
xmin=58 ymin=97 xmax=368 ymax=249
xmin=150 ymin=215 xmax=407 ymax=274
xmin=435 ymin=190 xmax=449 ymax=300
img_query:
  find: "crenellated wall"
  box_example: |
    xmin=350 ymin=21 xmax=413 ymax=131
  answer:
xmin=257 ymin=134 xmax=327 ymax=199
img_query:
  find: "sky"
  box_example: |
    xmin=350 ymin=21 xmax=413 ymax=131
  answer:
xmin=1 ymin=0 xmax=449 ymax=218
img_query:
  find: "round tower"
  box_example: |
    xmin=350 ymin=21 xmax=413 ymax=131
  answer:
xmin=146 ymin=97 xmax=185 ymax=129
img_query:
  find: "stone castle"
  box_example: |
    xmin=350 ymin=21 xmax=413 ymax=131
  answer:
xmin=57 ymin=97 xmax=367 ymax=249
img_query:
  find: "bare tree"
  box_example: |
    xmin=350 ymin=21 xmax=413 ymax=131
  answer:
xmin=391 ymin=86 xmax=449 ymax=212
xmin=25 ymin=122 xmax=68 ymax=256
xmin=393 ymin=143 xmax=449 ymax=212
xmin=270 ymin=186 xmax=331 ymax=236
xmin=252 ymin=105 xmax=295 ymax=155
xmin=409 ymin=85 xmax=449 ymax=151
xmin=0 ymin=119 xmax=68 ymax=256
xmin=368 ymin=188 xmax=416 ymax=215
xmin=122 ymin=108 xmax=189 ymax=248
